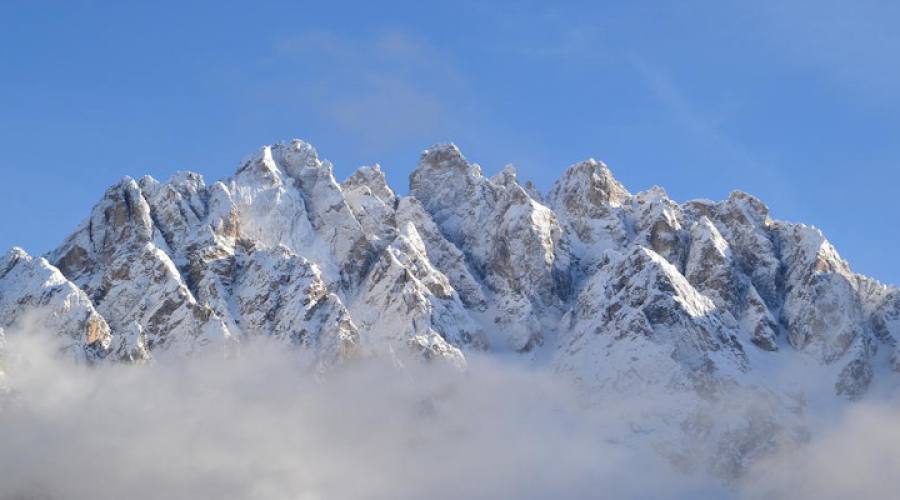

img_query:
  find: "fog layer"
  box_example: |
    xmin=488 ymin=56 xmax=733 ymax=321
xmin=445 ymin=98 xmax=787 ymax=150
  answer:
xmin=0 ymin=330 xmax=898 ymax=500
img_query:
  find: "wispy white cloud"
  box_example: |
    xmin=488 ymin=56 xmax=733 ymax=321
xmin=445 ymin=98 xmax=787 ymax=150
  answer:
xmin=741 ymin=401 xmax=900 ymax=499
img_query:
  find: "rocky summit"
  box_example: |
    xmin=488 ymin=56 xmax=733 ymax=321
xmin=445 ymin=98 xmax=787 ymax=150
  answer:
xmin=2 ymin=139 xmax=898 ymax=478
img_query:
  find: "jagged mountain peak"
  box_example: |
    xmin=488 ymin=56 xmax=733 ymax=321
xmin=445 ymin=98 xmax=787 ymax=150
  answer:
xmin=550 ymin=157 xmax=631 ymax=210
xmin=727 ymin=189 xmax=770 ymax=218
xmin=417 ymin=142 xmax=467 ymax=170
xmin=0 ymin=138 xmax=897 ymax=420
xmin=343 ymin=163 xmax=396 ymax=206
xmin=491 ymin=163 xmax=518 ymax=185
xmin=0 ymin=246 xmax=112 ymax=360
xmin=266 ymin=138 xmax=325 ymax=172
xmin=3 ymin=246 xmax=29 ymax=266
xmin=2 ymin=137 xmax=899 ymax=482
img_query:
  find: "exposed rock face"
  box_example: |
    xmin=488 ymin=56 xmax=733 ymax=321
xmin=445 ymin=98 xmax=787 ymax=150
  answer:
xmin=555 ymin=246 xmax=746 ymax=397
xmin=549 ymin=159 xmax=630 ymax=272
xmin=0 ymin=248 xmax=111 ymax=361
xmin=872 ymin=290 xmax=900 ymax=372
xmin=229 ymin=246 xmax=359 ymax=367
xmin=2 ymin=138 xmax=898 ymax=478
xmin=685 ymin=217 xmax=778 ymax=351
xmin=410 ymin=145 xmax=567 ymax=351
xmin=350 ymin=222 xmax=483 ymax=368
xmin=341 ymin=164 xmax=398 ymax=249
xmin=394 ymin=197 xmax=487 ymax=311
xmin=47 ymin=177 xmax=231 ymax=359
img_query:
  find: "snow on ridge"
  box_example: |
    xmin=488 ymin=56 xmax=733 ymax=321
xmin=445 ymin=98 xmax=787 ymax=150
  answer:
xmin=1 ymin=138 xmax=898 ymax=480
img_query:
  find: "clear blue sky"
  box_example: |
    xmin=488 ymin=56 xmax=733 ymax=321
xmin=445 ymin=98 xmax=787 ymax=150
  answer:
xmin=1 ymin=1 xmax=898 ymax=285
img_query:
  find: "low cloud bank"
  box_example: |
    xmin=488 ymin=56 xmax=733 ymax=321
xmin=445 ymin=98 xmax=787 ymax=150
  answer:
xmin=0 ymin=329 xmax=899 ymax=500
xmin=740 ymin=400 xmax=900 ymax=500
xmin=0 ymin=331 xmax=719 ymax=500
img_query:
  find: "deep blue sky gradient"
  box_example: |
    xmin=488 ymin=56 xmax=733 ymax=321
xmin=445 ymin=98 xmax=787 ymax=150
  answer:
xmin=2 ymin=1 xmax=899 ymax=284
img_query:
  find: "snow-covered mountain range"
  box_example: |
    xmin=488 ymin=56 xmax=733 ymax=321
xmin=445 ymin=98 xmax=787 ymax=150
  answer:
xmin=2 ymin=139 xmax=898 ymax=479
